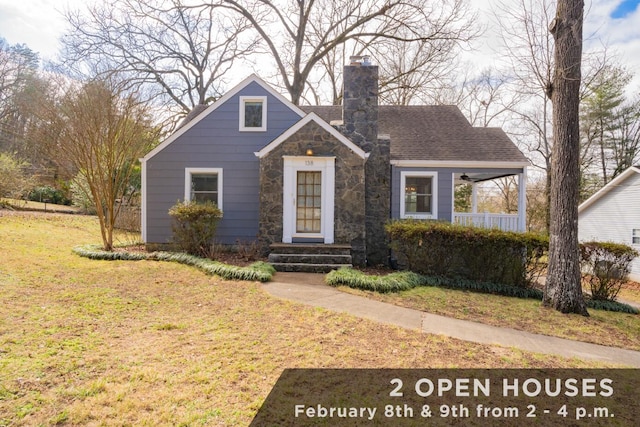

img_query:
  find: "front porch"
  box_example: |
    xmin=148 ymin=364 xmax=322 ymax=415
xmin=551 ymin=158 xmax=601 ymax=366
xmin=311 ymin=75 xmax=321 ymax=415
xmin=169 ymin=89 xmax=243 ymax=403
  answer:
xmin=450 ymin=169 xmax=527 ymax=232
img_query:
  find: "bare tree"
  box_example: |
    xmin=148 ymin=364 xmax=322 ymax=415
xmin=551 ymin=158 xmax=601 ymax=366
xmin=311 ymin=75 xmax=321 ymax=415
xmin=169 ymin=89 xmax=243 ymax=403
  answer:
xmin=0 ymin=40 xmax=40 ymax=144
xmin=61 ymin=0 xmax=257 ymax=123
xmin=41 ymin=80 xmax=159 ymax=251
xmin=221 ymin=0 xmax=477 ymax=105
xmin=375 ymin=36 xmax=461 ymax=106
xmin=544 ymin=0 xmax=588 ymax=316
xmin=494 ymin=0 xmax=609 ymax=231
xmin=494 ymin=0 xmax=555 ymax=231
xmin=435 ymin=67 xmax=522 ymax=128
xmin=0 ymin=40 xmax=61 ymax=179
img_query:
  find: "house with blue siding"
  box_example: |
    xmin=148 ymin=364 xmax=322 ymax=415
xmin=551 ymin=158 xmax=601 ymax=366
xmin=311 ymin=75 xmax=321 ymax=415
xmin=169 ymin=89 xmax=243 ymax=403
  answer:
xmin=578 ymin=166 xmax=640 ymax=281
xmin=141 ymin=57 xmax=529 ymax=269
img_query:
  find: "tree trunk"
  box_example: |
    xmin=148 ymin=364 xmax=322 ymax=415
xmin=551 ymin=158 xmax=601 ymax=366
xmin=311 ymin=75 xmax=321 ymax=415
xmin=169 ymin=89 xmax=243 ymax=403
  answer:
xmin=543 ymin=0 xmax=589 ymax=316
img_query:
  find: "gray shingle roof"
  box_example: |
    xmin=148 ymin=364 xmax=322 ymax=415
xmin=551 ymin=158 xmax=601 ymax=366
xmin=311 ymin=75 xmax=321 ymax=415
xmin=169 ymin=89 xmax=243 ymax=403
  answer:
xmin=302 ymin=105 xmax=528 ymax=164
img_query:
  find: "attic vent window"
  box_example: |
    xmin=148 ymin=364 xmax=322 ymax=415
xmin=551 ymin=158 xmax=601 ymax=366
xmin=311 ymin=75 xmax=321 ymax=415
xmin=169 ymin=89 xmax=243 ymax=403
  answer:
xmin=240 ymin=96 xmax=267 ymax=131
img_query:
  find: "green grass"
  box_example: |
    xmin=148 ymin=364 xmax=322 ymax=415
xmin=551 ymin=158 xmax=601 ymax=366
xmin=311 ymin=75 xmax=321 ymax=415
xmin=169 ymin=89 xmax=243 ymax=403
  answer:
xmin=0 ymin=211 xmax=623 ymax=425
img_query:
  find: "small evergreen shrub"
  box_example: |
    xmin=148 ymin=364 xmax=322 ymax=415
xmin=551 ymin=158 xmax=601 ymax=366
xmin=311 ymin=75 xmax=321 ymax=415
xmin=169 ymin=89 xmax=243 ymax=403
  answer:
xmin=580 ymin=241 xmax=638 ymax=301
xmin=386 ymin=220 xmax=548 ymax=288
xmin=168 ymin=200 xmax=222 ymax=257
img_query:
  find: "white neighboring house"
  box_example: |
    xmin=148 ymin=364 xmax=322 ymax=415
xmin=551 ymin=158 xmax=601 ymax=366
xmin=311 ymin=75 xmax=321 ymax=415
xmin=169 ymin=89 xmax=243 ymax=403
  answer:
xmin=578 ymin=166 xmax=640 ymax=282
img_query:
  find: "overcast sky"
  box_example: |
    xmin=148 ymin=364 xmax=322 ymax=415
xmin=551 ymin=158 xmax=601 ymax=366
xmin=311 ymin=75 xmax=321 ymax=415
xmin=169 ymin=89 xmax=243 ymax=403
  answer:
xmin=0 ymin=0 xmax=639 ymax=88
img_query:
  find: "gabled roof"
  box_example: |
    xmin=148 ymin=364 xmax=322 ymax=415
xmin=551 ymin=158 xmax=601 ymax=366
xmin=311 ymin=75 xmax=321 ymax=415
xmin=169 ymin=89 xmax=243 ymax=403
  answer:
xmin=254 ymin=112 xmax=367 ymax=159
xmin=578 ymin=166 xmax=640 ymax=213
xmin=303 ymin=105 xmax=529 ymax=166
xmin=142 ymin=74 xmax=306 ymax=162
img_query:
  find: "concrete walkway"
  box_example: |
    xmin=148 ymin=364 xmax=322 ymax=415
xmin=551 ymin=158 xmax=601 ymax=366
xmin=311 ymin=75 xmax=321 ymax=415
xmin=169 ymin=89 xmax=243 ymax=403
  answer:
xmin=262 ymin=272 xmax=640 ymax=368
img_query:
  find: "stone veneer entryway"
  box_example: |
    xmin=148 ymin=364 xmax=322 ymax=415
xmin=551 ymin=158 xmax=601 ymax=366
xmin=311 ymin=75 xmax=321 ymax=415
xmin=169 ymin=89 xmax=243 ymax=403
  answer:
xmin=258 ymin=120 xmax=367 ymax=265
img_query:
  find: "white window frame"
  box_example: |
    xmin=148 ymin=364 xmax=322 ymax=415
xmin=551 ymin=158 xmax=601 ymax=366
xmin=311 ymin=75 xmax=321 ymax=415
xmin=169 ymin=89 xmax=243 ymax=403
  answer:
xmin=400 ymin=171 xmax=438 ymax=219
xmin=239 ymin=96 xmax=267 ymax=132
xmin=633 ymin=229 xmax=640 ymax=245
xmin=184 ymin=167 xmax=223 ymax=210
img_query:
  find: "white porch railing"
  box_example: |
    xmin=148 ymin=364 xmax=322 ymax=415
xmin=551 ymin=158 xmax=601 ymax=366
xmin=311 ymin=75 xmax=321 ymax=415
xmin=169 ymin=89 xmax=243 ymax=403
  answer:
xmin=453 ymin=213 xmax=520 ymax=232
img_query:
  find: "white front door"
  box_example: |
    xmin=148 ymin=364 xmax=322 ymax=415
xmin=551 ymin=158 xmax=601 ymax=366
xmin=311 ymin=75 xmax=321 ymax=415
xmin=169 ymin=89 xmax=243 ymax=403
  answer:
xmin=282 ymin=156 xmax=335 ymax=243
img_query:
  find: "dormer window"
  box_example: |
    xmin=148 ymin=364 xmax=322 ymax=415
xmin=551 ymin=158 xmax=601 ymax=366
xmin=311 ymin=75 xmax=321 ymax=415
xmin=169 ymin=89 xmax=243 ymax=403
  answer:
xmin=239 ymin=96 xmax=267 ymax=131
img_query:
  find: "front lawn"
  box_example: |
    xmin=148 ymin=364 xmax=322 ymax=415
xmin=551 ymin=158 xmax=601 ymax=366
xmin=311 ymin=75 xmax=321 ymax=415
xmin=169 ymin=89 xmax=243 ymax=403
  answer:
xmin=0 ymin=211 xmax=624 ymax=425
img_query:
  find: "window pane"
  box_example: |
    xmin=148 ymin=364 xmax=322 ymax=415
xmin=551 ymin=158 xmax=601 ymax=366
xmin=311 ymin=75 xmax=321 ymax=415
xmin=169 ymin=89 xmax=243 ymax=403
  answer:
xmin=405 ymin=176 xmax=432 ymax=214
xmin=192 ymin=174 xmax=217 ymax=192
xmin=244 ymin=101 xmax=263 ymax=127
xmin=191 ymin=173 xmax=219 ymax=206
xmin=296 ymin=171 xmax=322 ymax=233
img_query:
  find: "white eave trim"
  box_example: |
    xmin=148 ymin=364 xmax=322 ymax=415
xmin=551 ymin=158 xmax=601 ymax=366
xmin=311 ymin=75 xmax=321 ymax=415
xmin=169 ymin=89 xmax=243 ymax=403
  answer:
xmin=142 ymin=74 xmax=306 ymax=162
xmin=578 ymin=166 xmax=640 ymax=213
xmin=390 ymin=160 xmax=530 ymax=168
xmin=254 ymin=112 xmax=368 ymax=160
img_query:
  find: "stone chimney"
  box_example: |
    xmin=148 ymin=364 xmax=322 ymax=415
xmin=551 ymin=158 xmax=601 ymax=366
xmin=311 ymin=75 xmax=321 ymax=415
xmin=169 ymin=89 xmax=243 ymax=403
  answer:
xmin=342 ymin=55 xmax=378 ymax=150
xmin=342 ymin=56 xmax=390 ymax=266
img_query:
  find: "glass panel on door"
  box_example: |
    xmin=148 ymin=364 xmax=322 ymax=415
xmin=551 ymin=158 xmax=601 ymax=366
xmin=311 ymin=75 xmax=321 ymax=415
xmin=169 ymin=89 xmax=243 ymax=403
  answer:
xmin=296 ymin=171 xmax=321 ymax=233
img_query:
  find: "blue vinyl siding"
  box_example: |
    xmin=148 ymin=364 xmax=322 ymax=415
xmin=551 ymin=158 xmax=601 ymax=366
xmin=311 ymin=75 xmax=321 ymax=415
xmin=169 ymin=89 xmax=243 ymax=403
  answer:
xmin=145 ymin=82 xmax=302 ymax=244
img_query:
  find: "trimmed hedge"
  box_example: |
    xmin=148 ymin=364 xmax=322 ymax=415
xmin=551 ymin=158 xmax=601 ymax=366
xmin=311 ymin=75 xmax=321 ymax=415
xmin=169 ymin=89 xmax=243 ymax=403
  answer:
xmin=73 ymin=244 xmax=275 ymax=282
xmin=326 ymin=267 xmax=639 ymax=314
xmin=386 ymin=220 xmax=548 ymax=288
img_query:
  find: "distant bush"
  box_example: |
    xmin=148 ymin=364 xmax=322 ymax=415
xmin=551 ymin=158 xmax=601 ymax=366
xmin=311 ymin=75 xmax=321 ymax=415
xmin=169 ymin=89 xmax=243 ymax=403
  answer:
xmin=168 ymin=200 xmax=222 ymax=257
xmin=580 ymin=241 xmax=638 ymax=301
xmin=0 ymin=153 xmax=34 ymax=199
xmin=70 ymin=173 xmax=96 ymax=213
xmin=27 ymin=185 xmax=71 ymax=206
xmin=386 ymin=220 xmax=548 ymax=288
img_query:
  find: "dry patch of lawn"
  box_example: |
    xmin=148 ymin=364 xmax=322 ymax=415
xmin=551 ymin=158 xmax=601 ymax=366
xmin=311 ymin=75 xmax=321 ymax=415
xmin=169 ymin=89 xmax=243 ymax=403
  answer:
xmin=0 ymin=212 xmax=620 ymax=426
xmin=618 ymin=280 xmax=640 ymax=305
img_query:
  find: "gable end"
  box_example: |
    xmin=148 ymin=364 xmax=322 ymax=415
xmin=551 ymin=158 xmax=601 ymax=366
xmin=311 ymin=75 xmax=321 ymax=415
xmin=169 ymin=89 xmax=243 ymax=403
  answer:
xmin=142 ymin=74 xmax=305 ymax=162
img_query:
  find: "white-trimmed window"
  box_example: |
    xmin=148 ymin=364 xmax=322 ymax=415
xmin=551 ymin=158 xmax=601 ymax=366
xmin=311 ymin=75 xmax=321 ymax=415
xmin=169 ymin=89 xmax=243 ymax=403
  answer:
xmin=633 ymin=229 xmax=640 ymax=245
xmin=239 ymin=96 xmax=267 ymax=131
xmin=185 ymin=168 xmax=223 ymax=209
xmin=400 ymin=171 xmax=437 ymax=219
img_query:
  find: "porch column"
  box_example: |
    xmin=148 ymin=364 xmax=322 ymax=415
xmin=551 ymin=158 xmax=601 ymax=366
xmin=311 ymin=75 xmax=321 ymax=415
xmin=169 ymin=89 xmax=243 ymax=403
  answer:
xmin=471 ymin=182 xmax=478 ymax=214
xmin=518 ymin=167 xmax=527 ymax=232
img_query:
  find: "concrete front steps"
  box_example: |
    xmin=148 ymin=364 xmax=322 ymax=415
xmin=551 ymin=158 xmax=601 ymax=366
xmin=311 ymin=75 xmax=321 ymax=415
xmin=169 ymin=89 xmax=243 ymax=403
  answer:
xmin=268 ymin=243 xmax=352 ymax=273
